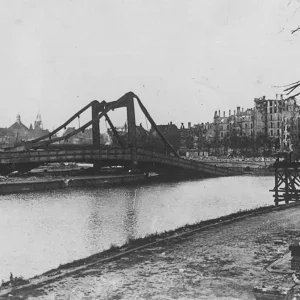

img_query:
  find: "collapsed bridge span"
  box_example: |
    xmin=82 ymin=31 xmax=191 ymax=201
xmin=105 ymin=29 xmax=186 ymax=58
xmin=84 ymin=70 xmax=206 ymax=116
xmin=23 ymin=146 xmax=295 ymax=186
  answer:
xmin=1 ymin=92 xmax=242 ymax=177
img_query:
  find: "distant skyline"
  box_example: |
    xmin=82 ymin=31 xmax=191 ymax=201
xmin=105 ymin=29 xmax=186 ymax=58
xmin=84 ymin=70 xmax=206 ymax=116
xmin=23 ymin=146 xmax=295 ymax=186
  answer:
xmin=1 ymin=0 xmax=299 ymax=131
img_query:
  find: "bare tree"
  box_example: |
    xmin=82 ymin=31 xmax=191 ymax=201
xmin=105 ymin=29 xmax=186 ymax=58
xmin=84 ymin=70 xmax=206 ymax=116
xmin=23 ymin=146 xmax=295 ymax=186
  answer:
xmin=275 ymin=1 xmax=300 ymax=99
xmin=291 ymin=26 xmax=300 ymax=33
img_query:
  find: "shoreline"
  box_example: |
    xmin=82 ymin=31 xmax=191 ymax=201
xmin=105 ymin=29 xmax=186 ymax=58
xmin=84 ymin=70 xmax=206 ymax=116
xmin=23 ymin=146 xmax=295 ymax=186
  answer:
xmin=0 ymin=173 xmax=147 ymax=195
xmin=0 ymin=201 xmax=296 ymax=297
xmin=0 ymin=165 xmax=272 ymax=195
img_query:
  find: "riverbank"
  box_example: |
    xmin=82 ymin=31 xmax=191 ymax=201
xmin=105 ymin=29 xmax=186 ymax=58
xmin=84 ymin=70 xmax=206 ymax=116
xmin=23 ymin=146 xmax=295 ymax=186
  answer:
xmin=192 ymin=155 xmax=274 ymax=166
xmin=1 ymin=202 xmax=300 ymax=299
xmin=0 ymin=173 xmax=147 ymax=195
xmin=0 ymin=165 xmax=272 ymax=195
xmin=190 ymin=156 xmax=274 ymax=176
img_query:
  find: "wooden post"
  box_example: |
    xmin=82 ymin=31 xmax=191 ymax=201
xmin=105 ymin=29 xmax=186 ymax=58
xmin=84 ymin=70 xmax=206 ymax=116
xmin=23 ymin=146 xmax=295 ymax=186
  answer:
xmin=285 ymin=168 xmax=289 ymax=204
xmin=274 ymin=168 xmax=279 ymax=206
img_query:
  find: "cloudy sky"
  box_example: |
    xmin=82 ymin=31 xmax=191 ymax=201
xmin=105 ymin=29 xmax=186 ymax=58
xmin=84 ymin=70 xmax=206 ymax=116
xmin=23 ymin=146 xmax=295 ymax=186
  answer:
xmin=0 ymin=0 xmax=299 ymax=131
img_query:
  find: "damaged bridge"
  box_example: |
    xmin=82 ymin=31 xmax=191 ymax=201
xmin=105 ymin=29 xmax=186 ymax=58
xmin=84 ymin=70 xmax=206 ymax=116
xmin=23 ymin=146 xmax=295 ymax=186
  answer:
xmin=0 ymin=92 xmax=242 ymax=177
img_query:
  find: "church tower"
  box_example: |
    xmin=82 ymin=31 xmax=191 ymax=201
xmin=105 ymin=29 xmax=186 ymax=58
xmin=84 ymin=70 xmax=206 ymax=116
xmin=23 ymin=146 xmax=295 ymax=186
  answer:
xmin=34 ymin=113 xmax=43 ymax=130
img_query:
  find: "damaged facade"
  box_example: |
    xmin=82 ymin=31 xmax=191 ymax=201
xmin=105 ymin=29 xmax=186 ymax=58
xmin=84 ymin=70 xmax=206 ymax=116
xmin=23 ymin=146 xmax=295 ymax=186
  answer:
xmin=253 ymin=94 xmax=300 ymax=150
xmin=179 ymin=94 xmax=300 ymax=156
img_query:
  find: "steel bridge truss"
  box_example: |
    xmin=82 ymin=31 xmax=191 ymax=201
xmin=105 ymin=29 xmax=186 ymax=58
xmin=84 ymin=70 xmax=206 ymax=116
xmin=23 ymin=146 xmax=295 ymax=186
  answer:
xmin=1 ymin=92 xmax=243 ymax=177
xmin=7 ymin=92 xmax=178 ymax=160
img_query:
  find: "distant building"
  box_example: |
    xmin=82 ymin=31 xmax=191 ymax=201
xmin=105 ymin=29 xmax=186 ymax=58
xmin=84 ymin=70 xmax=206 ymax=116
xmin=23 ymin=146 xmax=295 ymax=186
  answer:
xmin=204 ymin=94 xmax=300 ymax=153
xmin=28 ymin=113 xmax=50 ymax=140
xmin=213 ymin=107 xmax=255 ymax=141
xmin=0 ymin=128 xmax=15 ymax=148
xmin=152 ymin=122 xmax=180 ymax=151
xmin=179 ymin=122 xmax=193 ymax=152
xmin=253 ymin=95 xmax=300 ymax=149
xmin=0 ymin=113 xmax=50 ymax=148
xmin=8 ymin=114 xmax=30 ymax=142
xmin=108 ymin=122 xmax=150 ymax=148
xmin=63 ymin=127 xmax=95 ymax=144
xmin=63 ymin=127 xmax=111 ymax=145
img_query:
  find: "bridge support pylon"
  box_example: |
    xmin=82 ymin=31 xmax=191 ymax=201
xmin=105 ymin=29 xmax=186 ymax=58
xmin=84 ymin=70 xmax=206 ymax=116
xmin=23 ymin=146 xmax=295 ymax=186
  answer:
xmin=92 ymin=102 xmax=101 ymax=170
xmin=126 ymin=95 xmax=138 ymax=169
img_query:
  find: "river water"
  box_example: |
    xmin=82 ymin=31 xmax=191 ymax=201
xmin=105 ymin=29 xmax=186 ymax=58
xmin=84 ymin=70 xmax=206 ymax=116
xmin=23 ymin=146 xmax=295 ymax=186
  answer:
xmin=0 ymin=175 xmax=274 ymax=282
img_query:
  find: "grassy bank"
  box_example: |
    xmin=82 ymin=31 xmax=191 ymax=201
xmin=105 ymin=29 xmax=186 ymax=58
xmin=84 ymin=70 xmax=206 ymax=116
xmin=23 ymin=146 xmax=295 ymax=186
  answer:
xmin=2 ymin=201 xmax=298 ymax=296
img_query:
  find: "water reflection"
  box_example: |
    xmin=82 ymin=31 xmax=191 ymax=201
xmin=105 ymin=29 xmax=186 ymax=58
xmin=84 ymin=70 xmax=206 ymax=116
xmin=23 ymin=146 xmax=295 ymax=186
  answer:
xmin=0 ymin=176 xmax=273 ymax=281
xmin=122 ymin=188 xmax=138 ymax=242
xmin=83 ymin=188 xmax=129 ymax=253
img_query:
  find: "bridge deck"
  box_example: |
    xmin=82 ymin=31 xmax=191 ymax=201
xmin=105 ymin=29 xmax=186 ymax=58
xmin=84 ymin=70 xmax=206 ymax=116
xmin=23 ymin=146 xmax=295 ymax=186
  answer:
xmin=0 ymin=148 xmax=242 ymax=177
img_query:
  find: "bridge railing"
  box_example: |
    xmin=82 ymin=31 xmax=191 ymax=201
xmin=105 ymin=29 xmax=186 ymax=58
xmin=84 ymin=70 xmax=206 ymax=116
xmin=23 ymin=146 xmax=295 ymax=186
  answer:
xmin=0 ymin=147 xmax=241 ymax=176
xmin=135 ymin=149 xmax=241 ymax=176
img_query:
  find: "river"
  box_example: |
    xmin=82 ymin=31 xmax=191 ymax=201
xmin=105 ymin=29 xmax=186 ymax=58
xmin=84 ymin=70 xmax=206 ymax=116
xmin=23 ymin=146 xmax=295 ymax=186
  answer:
xmin=0 ymin=175 xmax=274 ymax=282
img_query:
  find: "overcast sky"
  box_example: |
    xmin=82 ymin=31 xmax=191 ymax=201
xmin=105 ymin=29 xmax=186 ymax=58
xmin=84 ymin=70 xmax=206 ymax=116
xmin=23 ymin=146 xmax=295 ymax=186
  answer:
xmin=0 ymin=0 xmax=299 ymax=130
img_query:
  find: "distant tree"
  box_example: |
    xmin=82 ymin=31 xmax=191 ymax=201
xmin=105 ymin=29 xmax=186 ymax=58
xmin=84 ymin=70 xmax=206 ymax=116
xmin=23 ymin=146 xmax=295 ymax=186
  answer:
xmin=100 ymin=133 xmax=110 ymax=145
xmin=254 ymin=132 xmax=268 ymax=152
xmin=228 ymin=129 xmax=242 ymax=150
xmin=240 ymin=136 xmax=252 ymax=153
xmin=186 ymin=135 xmax=194 ymax=149
xmin=273 ymin=137 xmax=281 ymax=151
xmin=222 ymin=136 xmax=230 ymax=155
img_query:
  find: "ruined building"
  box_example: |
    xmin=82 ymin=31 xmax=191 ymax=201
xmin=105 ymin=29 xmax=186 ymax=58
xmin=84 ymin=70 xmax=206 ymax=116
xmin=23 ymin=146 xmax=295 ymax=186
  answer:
xmin=254 ymin=95 xmax=300 ymax=149
xmin=213 ymin=107 xmax=254 ymax=140
xmin=211 ymin=94 xmax=300 ymax=151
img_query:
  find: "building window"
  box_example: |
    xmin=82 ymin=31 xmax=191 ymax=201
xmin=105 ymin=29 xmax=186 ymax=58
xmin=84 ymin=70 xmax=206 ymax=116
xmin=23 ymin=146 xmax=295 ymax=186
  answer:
xmin=270 ymin=115 xmax=273 ymax=121
xmin=251 ymin=123 xmax=253 ymax=129
xmin=277 ymin=129 xmax=280 ymax=136
xmin=270 ymin=108 xmax=273 ymax=114
xmin=274 ymin=108 xmax=277 ymax=113
xmin=221 ymin=132 xmax=223 ymax=137
xmin=245 ymin=123 xmax=247 ymax=129
xmin=271 ymin=130 xmax=273 ymax=136
xmin=271 ymin=122 xmax=273 ymax=128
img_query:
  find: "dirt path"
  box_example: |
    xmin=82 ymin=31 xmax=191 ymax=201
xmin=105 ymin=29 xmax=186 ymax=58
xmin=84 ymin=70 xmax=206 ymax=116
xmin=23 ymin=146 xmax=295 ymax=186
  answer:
xmin=3 ymin=205 xmax=300 ymax=300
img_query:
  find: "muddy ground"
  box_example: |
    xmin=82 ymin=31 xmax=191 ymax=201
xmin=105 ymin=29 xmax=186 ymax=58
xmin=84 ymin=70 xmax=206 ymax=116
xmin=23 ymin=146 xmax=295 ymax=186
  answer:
xmin=2 ymin=204 xmax=300 ymax=300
